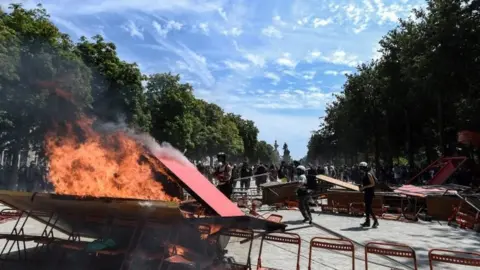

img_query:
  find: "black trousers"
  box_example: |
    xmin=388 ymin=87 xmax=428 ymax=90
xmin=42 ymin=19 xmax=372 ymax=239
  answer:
xmin=240 ymin=178 xmax=250 ymax=189
xmin=364 ymin=193 xmax=377 ymax=221
xmin=298 ymin=194 xmax=312 ymax=220
xmin=218 ymin=183 xmax=232 ymax=199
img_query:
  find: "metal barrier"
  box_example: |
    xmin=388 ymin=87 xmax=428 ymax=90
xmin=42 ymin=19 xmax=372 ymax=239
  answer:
xmin=221 ymin=228 xmax=254 ymax=270
xmin=308 ymin=237 xmax=355 ymax=270
xmin=257 ymin=232 xmax=301 ymax=270
xmin=0 ymin=210 xmax=58 ymax=263
xmin=365 ymin=242 xmax=417 ymax=270
xmin=428 ymin=248 xmax=480 ymax=269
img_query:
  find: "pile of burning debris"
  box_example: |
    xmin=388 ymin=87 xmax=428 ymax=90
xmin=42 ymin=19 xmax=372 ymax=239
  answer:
xmin=0 ymin=116 xmax=284 ymax=270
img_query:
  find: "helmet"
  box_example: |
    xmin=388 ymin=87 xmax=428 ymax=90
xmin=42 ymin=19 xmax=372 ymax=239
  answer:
xmin=296 ymin=165 xmax=306 ymax=172
xmin=217 ymin=152 xmax=226 ymax=158
xmin=359 ymin=161 xmax=368 ymax=168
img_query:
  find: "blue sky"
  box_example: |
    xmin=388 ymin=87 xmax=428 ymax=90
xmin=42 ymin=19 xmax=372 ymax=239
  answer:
xmin=4 ymin=0 xmax=424 ymax=159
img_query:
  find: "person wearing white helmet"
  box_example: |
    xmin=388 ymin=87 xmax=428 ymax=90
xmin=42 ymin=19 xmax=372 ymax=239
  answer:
xmin=295 ymin=165 xmax=312 ymax=223
xmin=295 ymin=165 xmax=307 ymax=183
xmin=359 ymin=161 xmax=379 ymax=228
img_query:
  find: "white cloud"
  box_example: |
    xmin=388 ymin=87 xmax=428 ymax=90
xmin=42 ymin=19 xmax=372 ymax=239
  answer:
xmin=244 ymin=53 xmax=265 ymax=67
xmin=198 ymin=23 xmax=209 ymax=35
xmin=217 ymin=7 xmax=228 ymax=21
xmin=50 ymin=17 xmax=91 ymax=38
xmin=224 ymin=60 xmax=250 ymax=71
xmin=303 ymin=71 xmax=316 ymax=80
xmin=147 ymin=39 xmax=215 ymax=87
xmin=273 ymin=15 xmax=287 ymax=26
xmin=264 ymin=72 xmax=280 ymax=84
xmin=312 ymin=18 xmax=332 ymax=28
xmin=282 ymin=70 xmax=297 ymax=77
xmin=276 ymin=53 xmax=297 ymax=68
xmin=305 ymin=50 xmax=322 ymax=63
xmin=222 ymin=27 xmax=243 ymax=37
xmin=121 ymin=20 xmax=144 ymax=39
xmin=261 ymin=26 xmax=283 ymax=38
xmin=250 ymin=89 xmax=335 ymax=111
xmin=353 ymin=23 xmax=368 ymax=34
xmin=297 ymin=17 xmax=309 ymax=26
xmin=324 ymin=70 xmax=338 ymax=76
xmin=152 ymin=20 xmax=183 ymax=38
xmin=308 ymin=86 xmax=320 ymax=92
xmin=42 ymin=0 xmax=224 ymax=15
xmin=322 ymin=50 xmax=359 ymax=67
xmin=39 ymin=0 xmax=426 ymax=159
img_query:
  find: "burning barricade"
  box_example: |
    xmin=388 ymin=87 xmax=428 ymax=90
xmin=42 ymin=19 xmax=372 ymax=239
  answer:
xmin=0 ymin=115 xmax=283 ymax=270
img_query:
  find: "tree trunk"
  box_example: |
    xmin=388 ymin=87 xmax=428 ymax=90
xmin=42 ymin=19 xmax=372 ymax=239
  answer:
xmin=9 ymin=145 xmax=20 ymax=191
xmin=385 ymin=111 xmax=394 ymax=168
xmin=404 ymin=109 xmax=415 ymax=170
xmin=437 ymin=93 xmax=445 ymax=155
xmin=374 ymin=120 xmax=381 ymax=178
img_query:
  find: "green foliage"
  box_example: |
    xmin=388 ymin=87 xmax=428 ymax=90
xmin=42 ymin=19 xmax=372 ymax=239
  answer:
xmin=0 ymin=3 xmax=283 ymax=166
xmin=0 ymin=4 xmax=92 ymax=154
xmin=254 ymin=140 xmax=275 ymax=164
xmin=307 ymin=0 xmax=480 ymax=168
xmin=76 ymin=35 xmax=151 ymax=131
xmin=226 ymin=113 xmax=259 ymax=160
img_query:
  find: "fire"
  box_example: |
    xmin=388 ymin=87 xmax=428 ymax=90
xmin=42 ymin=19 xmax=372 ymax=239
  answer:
xmin=210 ymin=224 xmax=222 ymax=235
xmin=168 ymin=244 xmax=186 ymax=257
xmin=45 ymin=117 xmax=180 ymax=201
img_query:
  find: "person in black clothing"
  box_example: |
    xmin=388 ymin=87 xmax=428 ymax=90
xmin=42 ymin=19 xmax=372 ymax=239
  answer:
xmin=278 ymin=161 xmax=287 ymax=180
xmin=240 ymin=162 xmax=252 ymax=190
xmin=359 ymin=162 xmax=379 ymax=228
xmin=295 ymin=165 xmax=312 ymax=223
xmin=255 ymin=163 xmax=268 ymax=194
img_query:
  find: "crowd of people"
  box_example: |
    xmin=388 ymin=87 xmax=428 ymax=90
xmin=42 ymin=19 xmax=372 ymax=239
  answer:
xmin=205 ymin=152 xmax=380 ymax=227
xmin=0 ymin=161 xmax=49 ymax=191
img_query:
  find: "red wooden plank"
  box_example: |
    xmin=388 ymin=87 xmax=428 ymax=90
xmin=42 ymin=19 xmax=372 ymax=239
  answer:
xmin=159 ymin=158 xmax=244 ymax=217
xmin=428 ymin=161 xmax=456 ymax=185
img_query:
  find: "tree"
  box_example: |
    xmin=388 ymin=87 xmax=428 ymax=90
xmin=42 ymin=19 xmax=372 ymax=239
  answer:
xmin=0 ymin=3 xmax=266 ymax=181
xmin=254 ymin=140 xmax=274 ymax=164
xmin=226 ymin=113 xmax=259 ymax=161
xmin=76 ymin=35 xmax=150 ymax=131
xmin=307 ymin=0 xmax=480 ymax=173
xmin=145 ymin=73 xmax=197 ymax=152
xmin=186 ymin=99 xmax=244 ymax=162
xmin=0 ymin=4 xmax=92 ymax=184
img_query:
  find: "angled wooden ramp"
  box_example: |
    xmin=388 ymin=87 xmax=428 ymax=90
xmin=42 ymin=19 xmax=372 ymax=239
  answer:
xmin=316 ymin=175 xmax=360 ymax=191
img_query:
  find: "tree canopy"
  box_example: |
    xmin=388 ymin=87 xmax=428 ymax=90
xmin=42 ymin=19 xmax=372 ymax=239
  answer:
xmin=0 ymin=3 xmax=286 ymax=166
xmin=307 ymin=0 xmax=480 ymax=170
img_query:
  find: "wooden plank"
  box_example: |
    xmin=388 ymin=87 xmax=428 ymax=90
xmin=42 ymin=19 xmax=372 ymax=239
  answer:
xmin=160 ymin=158 xmax=245 ymax=217
xmin=316 ymin=175 xmax=360 ymax=191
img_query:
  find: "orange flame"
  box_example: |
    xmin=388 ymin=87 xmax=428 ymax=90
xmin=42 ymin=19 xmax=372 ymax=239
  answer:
xmin=45 ymin=117 xmax=180 ymax=202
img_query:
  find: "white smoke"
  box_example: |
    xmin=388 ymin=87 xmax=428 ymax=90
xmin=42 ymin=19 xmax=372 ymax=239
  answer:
xmin=98 ymin=120 xmax=195 ymax=168
xmin=134 ymin=133 xmax=195 ymax=168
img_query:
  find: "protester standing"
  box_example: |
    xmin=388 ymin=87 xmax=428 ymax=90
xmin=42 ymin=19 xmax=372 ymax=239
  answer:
xmin=359 ymin=162 xmax=379 ymax=228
